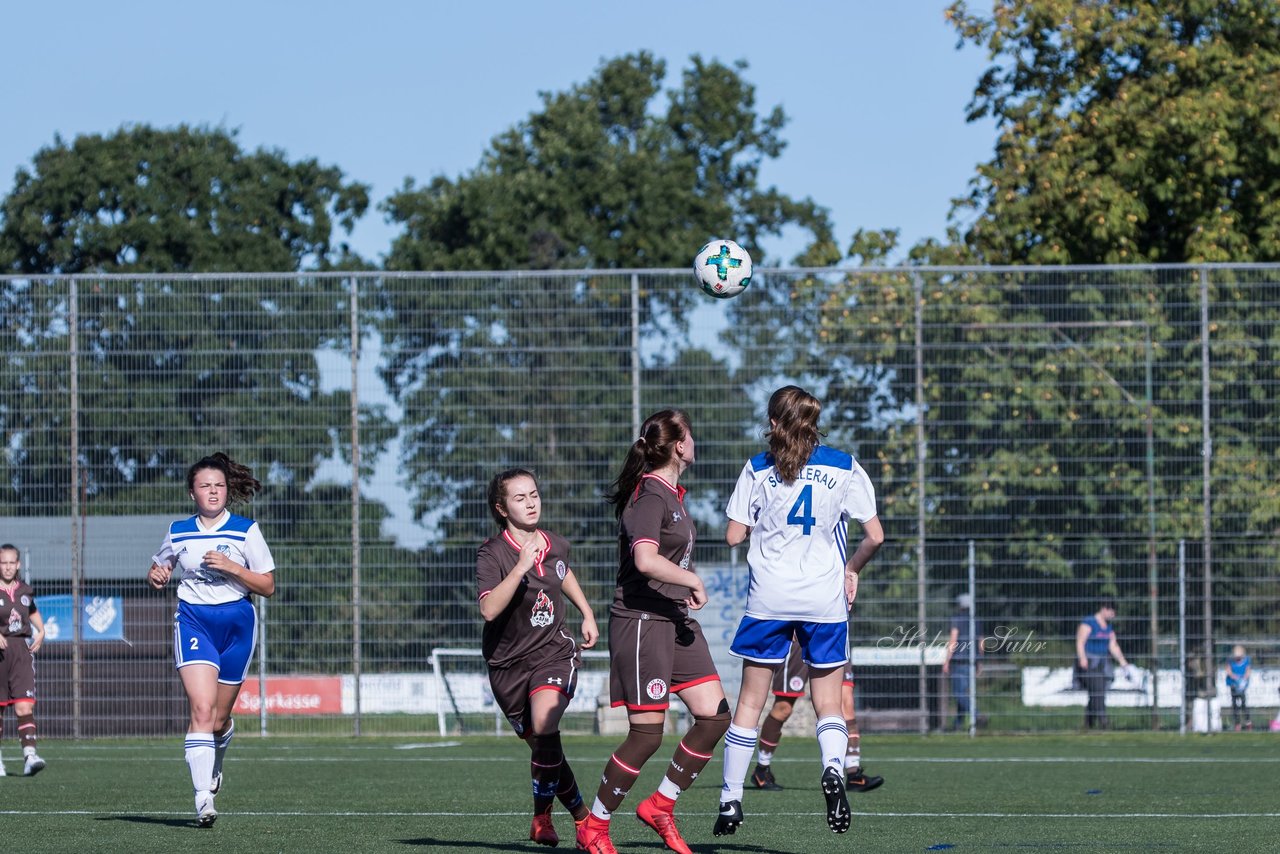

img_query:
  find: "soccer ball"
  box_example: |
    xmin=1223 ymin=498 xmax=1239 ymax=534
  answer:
xmin=694 ymin=238 xmax=753 ymax=299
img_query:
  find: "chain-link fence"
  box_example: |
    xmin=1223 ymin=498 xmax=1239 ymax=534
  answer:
xmin=2 ymin=266 xmax=1278 ymax=737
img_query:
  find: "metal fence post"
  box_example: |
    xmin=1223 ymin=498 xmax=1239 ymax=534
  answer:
xmin=351 ymin=277 xmax=363 ymax=736
xmin=967 ymin=539 xmax=976 ymax=739
xmin=1199 ymin=269 xmax=1214 ymax=702
xmin=913 ymin=274 xmax=928 ymax=733
xmin=1178 ymin=539 xmax=1187 ymax=735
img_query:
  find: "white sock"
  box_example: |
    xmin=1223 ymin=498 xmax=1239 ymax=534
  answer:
xmin=184 ymin=732 xmax=216 ymax=793
xmin=721 ymin=723 xmax=758 ymax=803
xmin=756 ymin=746 xmax=774 ymax=765
xmin=845 ymin=744 xmax=862 ymax=771
xmin=213 ymin=719 xmax=235 ymax=777
xmin=815 ymin=716 xmax=848 ymax=776
xmin=658 ymin=777 xmax=683 ymax=800
xmin=589 ymin=797 xmax=612 ymax=821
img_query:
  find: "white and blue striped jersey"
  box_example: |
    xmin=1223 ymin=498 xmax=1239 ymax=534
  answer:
xmin=726 ymin=445 xmax=877 ymax=623
xmin=152 ymin=511 xmax=276 ymax=606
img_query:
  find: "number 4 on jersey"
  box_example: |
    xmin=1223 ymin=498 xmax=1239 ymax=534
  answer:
xmin=787 ymin=485 xmax=816 ymax=535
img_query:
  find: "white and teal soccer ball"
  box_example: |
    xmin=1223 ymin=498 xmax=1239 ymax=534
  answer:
xmin=694 ymin=238 xmax=753 ymax=299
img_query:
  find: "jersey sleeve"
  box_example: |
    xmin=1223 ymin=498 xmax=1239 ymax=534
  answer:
xmin=842 ymin=461 xmax=878 ymax=523
xmin=242 ymin=523 xmax=276 ymax=573
xmin=475 ymin=540 xmax=503 ymax=600
xmin=151 ymin=528 xmax=176 ymax=568
xmin=725 ymin=461 xmax=758 ymax=526
xmin=624 ymin=492 xmax=667 ymax=552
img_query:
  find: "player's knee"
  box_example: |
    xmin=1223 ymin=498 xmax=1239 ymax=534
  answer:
xmin=695 ymin=709 xmax=732 ymax=740
xmin=622 ymin=722 xmax=665 ymax=763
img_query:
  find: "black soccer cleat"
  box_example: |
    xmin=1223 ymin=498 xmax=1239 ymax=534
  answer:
xmin=847 ymin=766 xmax=885 ymax=792
xmin=750 ymin=763 xmax=782 ymax=791
xmin=821 ymin=766 xmax=851 ymax=834
xmin=713 ymin=799 xmax=744 ymax=836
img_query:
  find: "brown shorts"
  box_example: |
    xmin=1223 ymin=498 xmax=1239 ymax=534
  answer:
xmin=487 ymin=646 xmax=580 ymax=738
xmin=609 ymin=613 xmax=719 ymax=711
xmin=0 ymin=639 xmax=36 ymax=704
xmin=772 ymin=643 xmax=809 ymax=697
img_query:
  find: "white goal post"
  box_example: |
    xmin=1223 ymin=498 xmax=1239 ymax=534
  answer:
xmin=429 ymin=647 xmax=611 ymax=736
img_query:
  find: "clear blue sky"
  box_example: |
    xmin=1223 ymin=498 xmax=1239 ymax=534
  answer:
xmin=0 ymin=0 xmax=995 ymax=265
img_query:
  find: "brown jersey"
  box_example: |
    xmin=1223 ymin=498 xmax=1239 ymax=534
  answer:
xmin=612 ymin=473 xmax=697 ymax=622
xmin=0 ymin=580 xmax=38 ymax=638
xmin=476 ymin=529 xmax=577 ymax=669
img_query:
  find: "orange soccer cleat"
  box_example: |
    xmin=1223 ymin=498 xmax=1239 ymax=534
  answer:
xmin=530 ymin=812 xmax=559 ymax=847
xmin=635 ymin=793 xmax=692 ymax=854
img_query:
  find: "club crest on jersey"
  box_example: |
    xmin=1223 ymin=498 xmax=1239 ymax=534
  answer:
xmin=555 ymin=560 xmax=567 ymax=580
xmin=20 ymin=595 xmax=30 ymax=606
xmin=789 ymin=675 xmax=805 ymax=692
xmin=646 ymin=678 xmax=668 ymax=700
xmin=217 ymin=544 xmax=231 ymax=554
xmin=530 ymin=590 xmax=554 ymax=628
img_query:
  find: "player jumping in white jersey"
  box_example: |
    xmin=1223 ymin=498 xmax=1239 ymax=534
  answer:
xmin=714 ymin=385 xmax=883 ymax=837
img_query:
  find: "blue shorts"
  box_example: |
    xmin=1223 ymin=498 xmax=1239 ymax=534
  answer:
xmin=729 ymin=617 xmax=848 ymax=670
xmin=173 ymin=599 xmax=258 ymax=685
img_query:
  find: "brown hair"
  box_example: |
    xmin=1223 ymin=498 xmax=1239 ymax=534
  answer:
xmin=766 ymin=385 xmax=822 ymax=482
xmin=606 ymin=409 xmax=692 ymax=519
xmin=487 ymin=468 xmax=538 ymax=529
xmin=187 ymin=452 xmax=262 ymax=506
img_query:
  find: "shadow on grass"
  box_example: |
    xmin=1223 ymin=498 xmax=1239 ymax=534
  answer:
xmin=96 ymin=815 xmax=197 ymax=829
xmin=396 ymin=841 xmax=536 ymax=851
xmin=398 ymin=840 xmax=787 ymax=853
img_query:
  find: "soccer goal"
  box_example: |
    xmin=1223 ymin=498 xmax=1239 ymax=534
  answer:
xmin=429 ymin=648 xmax=611 ymax=736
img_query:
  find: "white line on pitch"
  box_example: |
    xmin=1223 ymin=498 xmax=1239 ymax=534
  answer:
xmin=2 ymin=809 xmax=1279 ymax=819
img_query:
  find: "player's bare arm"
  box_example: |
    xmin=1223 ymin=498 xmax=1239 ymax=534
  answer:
xmin=725 ymin=519 xmax=751 ymax=547
xmin=843 ymin=515 xmax=883 ymax=607
xmin=28 ymin=612 xmax=45 ymax=653
xmin=561 ymin=569 xmax=599 ymax=649
xmin=202 ymin=550 xmax=275 ymax=597
xmin=633 ymin=541 xmax=708 ymax=610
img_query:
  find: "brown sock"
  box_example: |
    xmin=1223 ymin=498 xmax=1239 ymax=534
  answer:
xmin=663 ymin=712 xmax=730 ymax=792
xmin=594 ymin=722 xmax=664 ymax=814
xmin=16 ymin=713 xmax=36 ymax=753
xmin=758 ymin=713 xmax=786 ymax=757
xmin=529 ymin=732 xmax=563 ymax=815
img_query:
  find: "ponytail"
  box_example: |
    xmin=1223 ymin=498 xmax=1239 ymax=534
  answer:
xmin=766 ymin=386 xmax=822 ymax=483
xmin=606 ymin=409 xmax=691 ymax=518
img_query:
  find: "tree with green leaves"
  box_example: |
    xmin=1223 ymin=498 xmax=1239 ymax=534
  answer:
xmin=382 ymin=52 xmax=832 ymax=271
xmin=945 ymin=0 xmax=1280 ymax=265
xmin=0 ymin=124 xmax=370 ymax=274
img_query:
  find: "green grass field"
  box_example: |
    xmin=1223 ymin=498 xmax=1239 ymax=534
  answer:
xmin=3 ymin=733 xmax=1278 ymax=853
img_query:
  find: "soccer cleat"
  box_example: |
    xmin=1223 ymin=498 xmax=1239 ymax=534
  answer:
xmin=712 ymin=799 xmax=744 ymax=836
xmin=574 ymin=818 xmax=618 ymax=854
xmin=210 ymin=771 xmax=222 ymax=795
xmin=530 ymin=812 xmax=559 ymax=847
xmin=750 ymin=762 xmax=783 ymax=791
xmin=636 ymin=793 xmax=693 ymax=854
xmin=821 ymin=766 xmax=851 ymax=834
xmin=847 ymin=766 xmax=884 ymax=792
xmin=195 ymin=792 xmax=218 ymax=828
xmin=23 ymin=754 xmax=46 ymax=777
